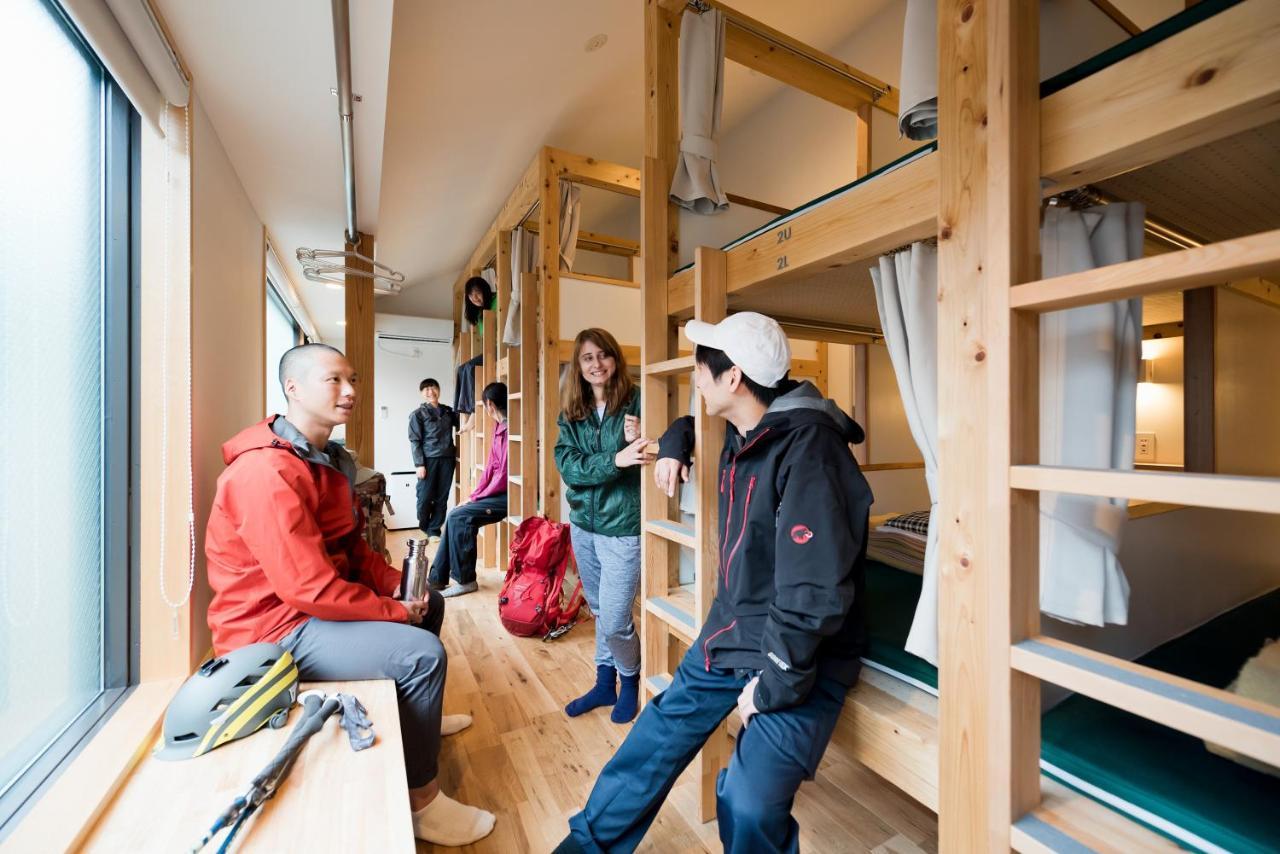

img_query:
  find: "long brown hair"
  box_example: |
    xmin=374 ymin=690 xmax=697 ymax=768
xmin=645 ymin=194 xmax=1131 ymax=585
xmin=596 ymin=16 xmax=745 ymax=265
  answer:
xmin=560 ymin=328 xmax=635 ymax=422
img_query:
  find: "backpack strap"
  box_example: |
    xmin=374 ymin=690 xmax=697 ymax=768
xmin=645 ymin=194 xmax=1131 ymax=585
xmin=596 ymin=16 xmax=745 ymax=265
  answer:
xmin=542 ymin=550 xmax=586 ymax=641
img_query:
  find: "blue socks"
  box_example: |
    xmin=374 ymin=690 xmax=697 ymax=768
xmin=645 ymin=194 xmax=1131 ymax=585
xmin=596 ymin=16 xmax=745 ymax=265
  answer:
xmin=611 ymin=672 xmax=640 ymax=724
xmin=565 ymin=665 xmax=617 ymax=717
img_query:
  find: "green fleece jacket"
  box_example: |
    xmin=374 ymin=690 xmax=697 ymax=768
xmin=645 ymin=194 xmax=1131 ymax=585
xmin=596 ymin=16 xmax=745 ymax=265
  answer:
xmin=554 ymin=390 xmax=641 ymax=537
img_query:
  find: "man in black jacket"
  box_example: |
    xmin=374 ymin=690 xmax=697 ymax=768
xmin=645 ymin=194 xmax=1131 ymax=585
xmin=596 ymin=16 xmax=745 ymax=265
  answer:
xmin=555 ymin=312 xmax=871 ymax=854
xmin=409 ymin=378 xmax=459 ymax=541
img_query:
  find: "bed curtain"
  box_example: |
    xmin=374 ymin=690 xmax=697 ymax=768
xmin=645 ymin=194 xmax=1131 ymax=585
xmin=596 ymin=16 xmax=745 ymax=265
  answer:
xmin=876 ymin=204 xmax=1143 ymax=663
xmin=670 ymin=7 xmax=729 ymax=214
xmin=502 ymin=181 xmax=579 ymax=346
xmin=871 ymin=243 xmax=941 ymax=662
xmin=897 ymin=0 xmax=938 ymax=140
xmin=1038 ymin=202 xmax=1144 ymax=627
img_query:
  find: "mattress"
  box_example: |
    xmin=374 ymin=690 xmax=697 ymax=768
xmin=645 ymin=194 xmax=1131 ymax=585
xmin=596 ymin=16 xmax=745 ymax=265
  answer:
xmin=861 ymin=559 xmax=1280 ymax=852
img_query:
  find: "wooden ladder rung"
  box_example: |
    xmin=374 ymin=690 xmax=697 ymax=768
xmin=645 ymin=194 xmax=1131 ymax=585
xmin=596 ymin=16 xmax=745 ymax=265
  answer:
xmin=1012 ymin=637 xmax=1280 ymax=768
xmin=644 ymin=589 xmax=697 ymax=640
xmin=1010 ymin=228 xmax=1280 ymax=312
xmin=508 ymin=392 xmax=522 ymax=400
xmin=507 ymin=515 xmax=523 ymax=526
xmin=509 ymin=434 xmax=522 ymax=442
xmin=644 ymin=519 xmax=696 ymax=549
xmin=643 ymin=355 xmax=695 ymax=376
xmin=644 ymin=673 xmax=674 ymax=696
xmin=1008 ymin=465 xmax=1280 ymax=514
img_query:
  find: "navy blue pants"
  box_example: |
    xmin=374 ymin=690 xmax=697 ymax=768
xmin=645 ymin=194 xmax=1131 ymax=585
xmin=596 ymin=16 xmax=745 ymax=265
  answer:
xmin=428 ymin=492 xmax=506 ymax=586
xmin=565 ymin=644 xmax=851 ymax=853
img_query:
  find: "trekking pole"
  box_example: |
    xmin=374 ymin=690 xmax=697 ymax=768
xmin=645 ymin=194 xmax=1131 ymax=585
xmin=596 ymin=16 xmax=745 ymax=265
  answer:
xmin=191 ymin=690 xmax=349 ymax=853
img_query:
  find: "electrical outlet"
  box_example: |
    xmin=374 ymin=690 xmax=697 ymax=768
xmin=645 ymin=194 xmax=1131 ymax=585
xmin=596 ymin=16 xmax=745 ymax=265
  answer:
xmin=1135 ymin=432 xmax=1156 ymax=463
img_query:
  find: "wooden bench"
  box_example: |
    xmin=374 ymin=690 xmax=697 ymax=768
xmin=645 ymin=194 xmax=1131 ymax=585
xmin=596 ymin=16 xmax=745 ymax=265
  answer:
xmin=83 ymin=679 xmax=413 ymax=852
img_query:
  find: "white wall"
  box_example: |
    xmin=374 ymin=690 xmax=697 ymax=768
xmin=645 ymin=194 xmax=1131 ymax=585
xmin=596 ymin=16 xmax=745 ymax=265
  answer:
xmin=1136 ymin=335 xmax=1184 ymax=466
xmin=189 ymin=96 xmax=267 ymax=658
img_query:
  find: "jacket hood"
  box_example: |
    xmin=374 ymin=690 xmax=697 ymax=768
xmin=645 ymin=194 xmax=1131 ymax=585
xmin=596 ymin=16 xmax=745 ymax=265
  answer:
xmin=760 ymin=380 xmax=865 ymax=445
xmin=222 ymin=417 xmax=288 ymax=465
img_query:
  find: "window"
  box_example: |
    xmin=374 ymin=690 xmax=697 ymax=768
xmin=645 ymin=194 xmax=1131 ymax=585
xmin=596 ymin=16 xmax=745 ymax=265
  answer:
xmin=0 ymin=0 xmax=137 ymax=832
xmin=265 ymin=279 xmax=304 ymax=417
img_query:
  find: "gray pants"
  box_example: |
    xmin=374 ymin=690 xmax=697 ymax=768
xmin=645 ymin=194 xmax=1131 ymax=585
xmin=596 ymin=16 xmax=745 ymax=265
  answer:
xmin=280 ymin=588 xmax=446 ymax=788
xmin=571 ymin=524 xmax=641 ymax=677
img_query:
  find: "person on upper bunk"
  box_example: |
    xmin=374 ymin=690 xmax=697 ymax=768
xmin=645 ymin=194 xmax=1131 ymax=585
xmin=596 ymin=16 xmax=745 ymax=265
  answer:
xmin=205 ymin=343 xmax=495 ymax=848
xmin=554 ymin=312 xmax=872 ymax=854
xmin=455 ymin=275 xmax=495 ymax=433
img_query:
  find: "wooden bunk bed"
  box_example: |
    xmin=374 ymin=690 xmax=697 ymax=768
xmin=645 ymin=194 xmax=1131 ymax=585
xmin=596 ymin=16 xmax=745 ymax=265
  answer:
xmin=448 ymin=146 xmax=807 ymax=568
xmin=641 ymin=0 xmax=1280 ymax=848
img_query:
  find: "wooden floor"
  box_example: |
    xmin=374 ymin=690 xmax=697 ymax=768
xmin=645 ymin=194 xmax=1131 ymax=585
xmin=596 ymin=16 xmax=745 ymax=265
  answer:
xmin=391 ymin=530 xmax=939 ymax=854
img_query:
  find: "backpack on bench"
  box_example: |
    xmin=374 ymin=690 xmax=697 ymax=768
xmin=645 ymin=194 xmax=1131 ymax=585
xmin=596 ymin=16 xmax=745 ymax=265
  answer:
xmin=499 ymin=516 xmax=585 ymax=639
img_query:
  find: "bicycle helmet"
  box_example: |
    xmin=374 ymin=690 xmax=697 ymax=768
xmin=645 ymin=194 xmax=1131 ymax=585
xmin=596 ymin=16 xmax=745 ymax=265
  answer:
xmin=155 ymin=642 xmax=299 ymax=761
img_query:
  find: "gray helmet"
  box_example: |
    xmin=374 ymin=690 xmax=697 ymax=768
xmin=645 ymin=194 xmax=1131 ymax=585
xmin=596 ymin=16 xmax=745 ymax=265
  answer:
xmin=155 ymin=642 xmax=299 ymax=761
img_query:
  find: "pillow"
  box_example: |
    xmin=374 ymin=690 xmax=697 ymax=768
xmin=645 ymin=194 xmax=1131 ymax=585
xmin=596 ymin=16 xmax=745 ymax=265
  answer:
xmin=1205 ymin=638 xmax=1280 ymax=778
xmin=882 ymin=509 xmax=930 ymax=537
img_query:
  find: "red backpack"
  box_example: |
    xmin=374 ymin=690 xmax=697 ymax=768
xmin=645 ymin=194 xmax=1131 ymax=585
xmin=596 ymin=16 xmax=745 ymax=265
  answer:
xmin=499 ymin=516 xmax=586 ymax=639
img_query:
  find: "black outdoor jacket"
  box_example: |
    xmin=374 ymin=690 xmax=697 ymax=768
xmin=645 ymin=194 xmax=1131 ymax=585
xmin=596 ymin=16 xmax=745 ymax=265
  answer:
xmin=409 ymin=403 xmax=459 ymax=464
xmin=657 ymin=380 xmax=871 ymax=713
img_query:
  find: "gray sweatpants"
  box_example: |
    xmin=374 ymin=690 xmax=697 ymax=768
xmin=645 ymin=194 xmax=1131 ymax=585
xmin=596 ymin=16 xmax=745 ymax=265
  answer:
xmin=571 ymin=524 xmax=641 ymax=677
xmin=280 ymin=588 xmax=446 ymax=788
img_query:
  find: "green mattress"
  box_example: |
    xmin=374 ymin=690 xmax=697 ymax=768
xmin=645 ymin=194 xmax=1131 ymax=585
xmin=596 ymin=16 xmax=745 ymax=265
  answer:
xmin=862 ymin=560 xmax=1280 ymax=852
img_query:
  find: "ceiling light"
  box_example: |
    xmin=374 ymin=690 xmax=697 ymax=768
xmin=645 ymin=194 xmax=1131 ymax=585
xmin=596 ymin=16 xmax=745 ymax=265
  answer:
xmin=336 ymin=320 xmax=347 ymax=326
xmin=584 ymin=33 xmax=608 ymax=52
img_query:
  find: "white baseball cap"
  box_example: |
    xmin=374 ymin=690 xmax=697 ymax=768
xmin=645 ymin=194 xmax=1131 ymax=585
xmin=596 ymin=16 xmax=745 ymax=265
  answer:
xmin=684 ymin=312 xmax=791 ymax=388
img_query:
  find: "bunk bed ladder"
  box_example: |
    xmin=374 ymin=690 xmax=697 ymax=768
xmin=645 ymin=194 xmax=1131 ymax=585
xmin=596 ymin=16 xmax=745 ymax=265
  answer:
xmin=938 ymin=1 xmax=1280 ymax=849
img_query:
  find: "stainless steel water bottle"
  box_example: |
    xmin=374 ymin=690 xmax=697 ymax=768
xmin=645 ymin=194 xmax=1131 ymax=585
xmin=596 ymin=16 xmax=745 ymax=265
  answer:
xmin=400 ymin=538 xmax=428 ymax=600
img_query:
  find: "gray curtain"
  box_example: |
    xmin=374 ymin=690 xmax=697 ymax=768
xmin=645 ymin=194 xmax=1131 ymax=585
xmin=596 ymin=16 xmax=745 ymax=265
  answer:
xmin=897 ymin=0 xmax=937 ymax=140
xmin=670 ymin=7 xmax=729 ymax=214
xmin=871 ymin=243 xmax=940 ymax=662
xmin=502 ymin=181 xmax=579 ymax=347
xmin=875 ymin=206 xmax=1143 ymax=663
xmin=1038 ymin=203 xmax=1144 ymax=627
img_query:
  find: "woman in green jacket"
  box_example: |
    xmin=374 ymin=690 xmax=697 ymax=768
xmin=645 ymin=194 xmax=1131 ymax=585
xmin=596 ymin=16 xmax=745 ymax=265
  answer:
xmin=555 ymin=328 xmax=651 ymax=723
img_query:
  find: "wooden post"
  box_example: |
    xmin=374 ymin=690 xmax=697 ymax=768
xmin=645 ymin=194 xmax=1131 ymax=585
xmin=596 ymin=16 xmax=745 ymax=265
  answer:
xmin=1184 ymin=287 xmax=1215 ymax=473
xmin=937 ymin=0 xmax=1041 ymax=849
xmin=855 ymin=103 xmax=872 ymax=177
xmin=496 ymin=233 xmax=513 ymax=562
xmin=853 ymin=343 xmax=869 ymax=465
xmin=479 ymin=308 xmax=497 ymax=569
xmin=692 ymin=247 xmax=729 ymax=817
xmin=641 ymin=0 xmax=681 ymax=703
xmin=538 ymin=152 xmax=562 ymax=520
xmin=519 ymin=271 xmax=540 ymax=522
xmin=344 ymin=232 xmax=375 ymax=464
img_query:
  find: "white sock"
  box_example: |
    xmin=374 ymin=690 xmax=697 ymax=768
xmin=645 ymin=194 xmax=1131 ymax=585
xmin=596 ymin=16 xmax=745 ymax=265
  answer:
xmin=412 ymin=792 xmax=496 ymax=846
xmin=441 ymin=713 xmax=472 ymax=736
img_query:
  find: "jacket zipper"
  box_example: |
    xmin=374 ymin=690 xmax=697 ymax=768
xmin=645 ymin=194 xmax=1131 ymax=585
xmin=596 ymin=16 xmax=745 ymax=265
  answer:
xmin=722 ymin=476 xmax=756 ymax=587
xmin=705 ymin=427 xmax=772 ymax=671
xmin=703 ymin=619 xmax=738 ymax=671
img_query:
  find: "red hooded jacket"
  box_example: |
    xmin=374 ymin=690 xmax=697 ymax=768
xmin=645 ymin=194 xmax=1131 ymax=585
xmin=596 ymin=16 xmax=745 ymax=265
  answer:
xmin=205 ymin=417 xmax=406 ymax=654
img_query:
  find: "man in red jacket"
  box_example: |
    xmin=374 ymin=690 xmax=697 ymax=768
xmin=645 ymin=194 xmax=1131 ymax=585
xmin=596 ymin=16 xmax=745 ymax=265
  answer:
xmin=205 ymin=343 xmax=495 ymax=847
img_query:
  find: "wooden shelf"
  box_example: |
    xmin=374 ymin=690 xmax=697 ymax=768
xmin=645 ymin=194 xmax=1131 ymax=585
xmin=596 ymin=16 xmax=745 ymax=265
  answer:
xmin=643 ymin=355 xmax=695 ymax=377
xmin=509 ymin=475 xmax=523 ymax=486
xmin=508 ymin=392 xmax=522 ymax=400
xmin=644 ymin=519 xmax=696 ymax=549
xmin=644 ymin=586 xmax=697 ymax=640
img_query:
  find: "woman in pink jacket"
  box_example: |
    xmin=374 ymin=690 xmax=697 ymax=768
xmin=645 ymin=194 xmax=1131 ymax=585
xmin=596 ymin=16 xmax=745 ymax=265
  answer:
xmin=429 ymin=382 xmax=508 ymax=597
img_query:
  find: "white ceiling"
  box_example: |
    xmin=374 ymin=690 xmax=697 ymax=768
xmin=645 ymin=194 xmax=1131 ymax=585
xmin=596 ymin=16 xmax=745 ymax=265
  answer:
xmin=153 ymin=0 xmax=394 ymax=347
xmin=156 ymin=0 xmax=895 ymax=343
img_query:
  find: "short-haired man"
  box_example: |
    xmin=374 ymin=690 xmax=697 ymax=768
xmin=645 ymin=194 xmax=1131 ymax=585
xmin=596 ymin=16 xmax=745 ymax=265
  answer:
xmin=429 ymin=381 xmax=508 ymax=598
xmin=554 ymin=313 xmax=871 ymax=854
xmin=206 ymin=343 xmax=495 ymax=847
xmin=410 ymin=377 xmax=459 ymax=542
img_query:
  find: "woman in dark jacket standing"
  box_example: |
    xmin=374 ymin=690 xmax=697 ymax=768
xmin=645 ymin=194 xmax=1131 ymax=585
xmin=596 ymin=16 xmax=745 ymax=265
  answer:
xmin=555 ymin=328 xmax=650 ymax=723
